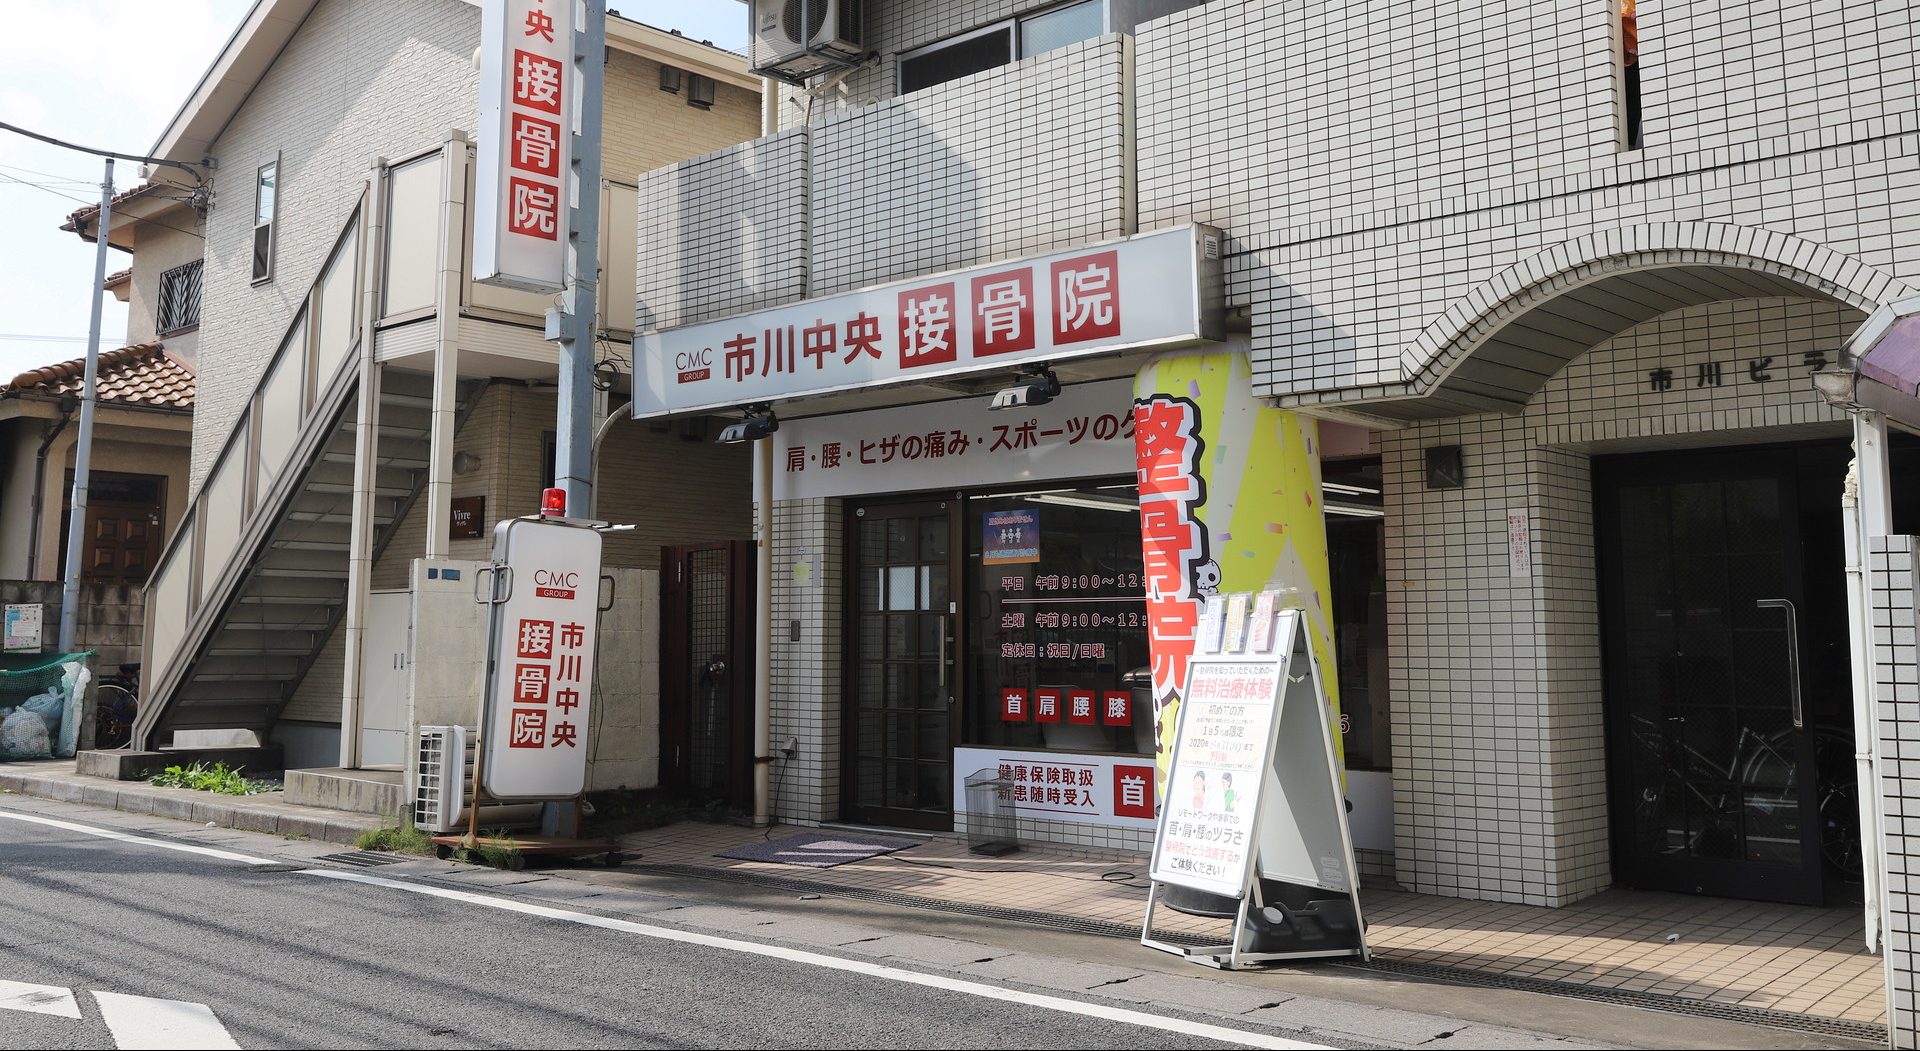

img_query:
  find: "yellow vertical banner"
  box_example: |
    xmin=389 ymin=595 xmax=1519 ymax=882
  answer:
xmin=1133 ymin=349 xmax=1344 ymax=796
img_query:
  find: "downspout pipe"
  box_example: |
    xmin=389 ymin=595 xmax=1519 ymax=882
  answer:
xmin=21 ymin=394 xmax=77 ymax=577
xmin=1841 ymin=453 xmax=1883 ymax=954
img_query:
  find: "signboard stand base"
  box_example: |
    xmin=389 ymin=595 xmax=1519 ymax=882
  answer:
xmin=1141 ymin=603 xmax=1370 ymax=970
xmin=1140 ymin=879 xmax=1366 ymax=970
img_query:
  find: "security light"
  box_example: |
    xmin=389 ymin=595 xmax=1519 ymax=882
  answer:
xmin=716 ymin=405 xmax=778 ymax=444
xmin=989 ymin=365 xmax=1061 ymax=411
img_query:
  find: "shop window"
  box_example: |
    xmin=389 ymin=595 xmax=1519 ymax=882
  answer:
xmin=897 ymin=0 xmax=1105 ymax=96
xmin=959 ymin=464 xmax=1389 ymax=769
xmin=1620 ymin=0 xmax=1642 ymax=150
xmin=964 ymin=480 xmax=1155 ymax=756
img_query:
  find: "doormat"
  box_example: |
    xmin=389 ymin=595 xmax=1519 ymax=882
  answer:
xmin=718 ymin=830 xmax=920 ymax=868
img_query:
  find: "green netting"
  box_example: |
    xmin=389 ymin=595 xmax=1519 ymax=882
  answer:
xmin=0 ymin=651 xmax=91 ymax=760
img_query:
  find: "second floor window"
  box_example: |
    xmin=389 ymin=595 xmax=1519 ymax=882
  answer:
xmin=897 ymin=0 xmax=1104 ymax=96
xmin=1621 ymin=0 xmax=1642 ymax=149
xmin=157 ymin=260 xmax=203 ymax=334
xmin=252 ymin=159 xmax=277 ymax=283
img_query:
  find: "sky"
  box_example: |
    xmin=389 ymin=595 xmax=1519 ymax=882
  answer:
xmin=0 ymin=0 xmax=749 ymax=384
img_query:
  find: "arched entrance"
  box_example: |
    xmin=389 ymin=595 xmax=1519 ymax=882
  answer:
xmin=1312 ymin=225 xmax=1915 ymax=909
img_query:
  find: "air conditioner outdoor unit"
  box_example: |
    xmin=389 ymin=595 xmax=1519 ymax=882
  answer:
xmin=750 ymin=0 xmax=866 ymax=84
xmin=414 ymin=724 xmax=471 ymax=834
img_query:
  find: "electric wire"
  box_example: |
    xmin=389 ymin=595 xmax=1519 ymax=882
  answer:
xmin=0 ymin=119 xmax=204 ymax=184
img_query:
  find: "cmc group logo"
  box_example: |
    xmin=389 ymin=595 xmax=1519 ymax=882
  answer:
xmin=533 ymin=568 xmax=580 ymax=600
xmin=675 ymin=347 xmax=712 ymax=385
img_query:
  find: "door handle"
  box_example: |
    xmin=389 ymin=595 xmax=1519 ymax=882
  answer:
xmin=937 ymin=614 xmax=949 ymax=697
xmin=1756 ymin=598 xmax=1804 ymax=729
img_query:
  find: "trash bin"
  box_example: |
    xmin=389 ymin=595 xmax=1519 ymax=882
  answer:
xmin=963 ymin=768 xmax=1019 ymax=856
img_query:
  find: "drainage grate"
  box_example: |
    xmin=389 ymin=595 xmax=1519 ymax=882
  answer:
xmin=1341 ymin=958 xmax=1887 ymax=1044
xmin=315 ymin=850 xmax=410 ymax=868
xmin=638 ymin=862 xmax=1886 ymax=1043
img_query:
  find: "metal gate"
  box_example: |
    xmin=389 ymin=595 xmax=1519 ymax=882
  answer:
xmin=661 ymin=541 xmax=754 ymax=808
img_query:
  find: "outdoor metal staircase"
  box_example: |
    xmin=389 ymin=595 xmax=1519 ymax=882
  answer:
xmin=130 ymin=192 xmax=481 ymax=751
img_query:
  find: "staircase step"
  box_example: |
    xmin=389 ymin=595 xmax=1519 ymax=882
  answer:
xmin=190 ymin=654 xmax=307 ymax=680
xmin=254 ymin=547 xmax=352 ymax=579
xmin=235 ymin=577 xmax=348 ymax=603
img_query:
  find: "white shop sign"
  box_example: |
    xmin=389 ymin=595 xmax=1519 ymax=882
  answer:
xmin=479 ymin=517 xmax=602 ymax=800
xmin=632 ymin=225 xmax=1224 ymax=419
xmin=774 ymin=379 xmax=1135 ymax=500
xmin=473 ymin=0 xmax=575 ymax=293
xmin=953 ymin=747 xmax=1160 ymax=830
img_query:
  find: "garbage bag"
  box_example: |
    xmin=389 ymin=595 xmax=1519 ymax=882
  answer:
xmin=21 ymin=689 xmax=64 ymax=742
xmin=0 ymin=708 xmax=52 ymax=759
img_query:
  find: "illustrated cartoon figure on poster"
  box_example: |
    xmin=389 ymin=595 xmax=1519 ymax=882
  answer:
xmin=1194 ymin=559 xmax=1222 ymax=596
xmin=1221 ymin=772 xmax=1237 ymax=814
xmin=1191 ymin=770 xmax=1207 ymax=810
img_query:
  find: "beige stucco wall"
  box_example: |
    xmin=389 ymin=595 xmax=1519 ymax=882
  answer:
xmin=124 ymin=203 xmax=208 ymax=364
xmin=0 ymin=405 xmax=191 ymax=583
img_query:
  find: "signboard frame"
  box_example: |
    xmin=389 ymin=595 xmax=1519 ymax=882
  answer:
xmin=1141 ymin=603 xmax=1369 ymax=969
xmin=476 ymin=514 xmax=604 ymax=802
xmin=473 ymin=0 xmax=576 ymax=293
xmin=632 ymin=225 xmax=1225 ymax=420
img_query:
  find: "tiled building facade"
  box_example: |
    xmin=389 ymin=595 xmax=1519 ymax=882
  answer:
xmin=633 ymin=0 xmax=1920 ymax=907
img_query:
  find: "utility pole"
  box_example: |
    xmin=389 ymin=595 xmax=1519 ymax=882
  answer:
xmin=552 ymin=0 xmax=605 ymax=515
xmin=57 ymin=157 xmax=113 ymax=653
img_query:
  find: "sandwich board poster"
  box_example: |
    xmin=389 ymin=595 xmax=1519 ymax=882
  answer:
xmin=1148 ymin=655 xmax=1284 ymax=898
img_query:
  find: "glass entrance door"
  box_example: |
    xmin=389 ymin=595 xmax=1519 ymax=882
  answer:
xmin=845 ymin=499 xmax=957 ymax=829
xmin=1596 ymin=449 xmax=1826 ymax=904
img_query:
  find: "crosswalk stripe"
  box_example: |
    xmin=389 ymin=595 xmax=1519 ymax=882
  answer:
xmin=92 ymin=991 xmax=241 ymax=1050
xmin=0 ymin=980 xmax=79 ymax=1019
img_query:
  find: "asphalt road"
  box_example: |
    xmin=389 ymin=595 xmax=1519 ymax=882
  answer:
xmin=0 ymin=810 xmax=1297 ymax=1050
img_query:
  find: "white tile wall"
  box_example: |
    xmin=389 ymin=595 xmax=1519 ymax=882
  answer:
xmin=768 ymin=498 xmax=844 ymax=824
xmin=1384 ymin=297 xmax=1854 ymax=906
xmin=1872 ymin=535 xmax=1919 ymax=1048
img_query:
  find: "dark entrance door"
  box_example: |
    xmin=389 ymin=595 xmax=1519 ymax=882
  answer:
xmin=60 ymin=471 xmax=166 ymax=585
xmin=661 ymin=541 xmax=754 ymax=809
xmin=1596 ymin=446 xmax=1842 ymax=904
xmin=844 ymin=498 xmax=958 ymax=830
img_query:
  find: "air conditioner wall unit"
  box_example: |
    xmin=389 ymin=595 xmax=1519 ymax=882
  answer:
xmin=750 ymin=0 xmax=866 ymax=84
xmin=415 ymin=724 xmax=471 ymax=834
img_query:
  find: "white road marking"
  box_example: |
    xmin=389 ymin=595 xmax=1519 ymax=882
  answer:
xmin=6 ymin=808 xmax=1324 ymax=1049
xmin=0 ymin=979 xmax=80 ymax=1019
xmin=92 ymin=992 xmax=241 ymax=1050
xmin=304 ymin=869 xmax=1330 ymax=1051
xmin=0 ymin=809 xmax=279 ymax=866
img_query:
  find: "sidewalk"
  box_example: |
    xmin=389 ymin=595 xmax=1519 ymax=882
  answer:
xmin=613 ymin=820 xmax=1886 ymax=1041
xmin=0 ymin=758 xmax=381 ymax=844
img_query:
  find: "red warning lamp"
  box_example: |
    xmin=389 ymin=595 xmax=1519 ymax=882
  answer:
xmin=541 ymin=487 xmax=566 ymax=518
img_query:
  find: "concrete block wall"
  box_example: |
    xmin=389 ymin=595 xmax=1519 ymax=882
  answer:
xmin=1871 ymin=535 xmax=1920 ymax=1049
xmin=1382 ymin=296 xmax=1855 ymax=906
xmin=767 ymin=497 xmax=843 ymax=825
xmin=0 ymin=581 xmax=144 ymax=672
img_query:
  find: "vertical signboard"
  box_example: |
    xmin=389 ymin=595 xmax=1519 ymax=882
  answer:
xmin=1133 ymin=346 xmax=1344 ymax=800
xmin=474 ymin=0 xmax=574 ymax=293
xmin=480 ymin=518 xmax=601 ymax=799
